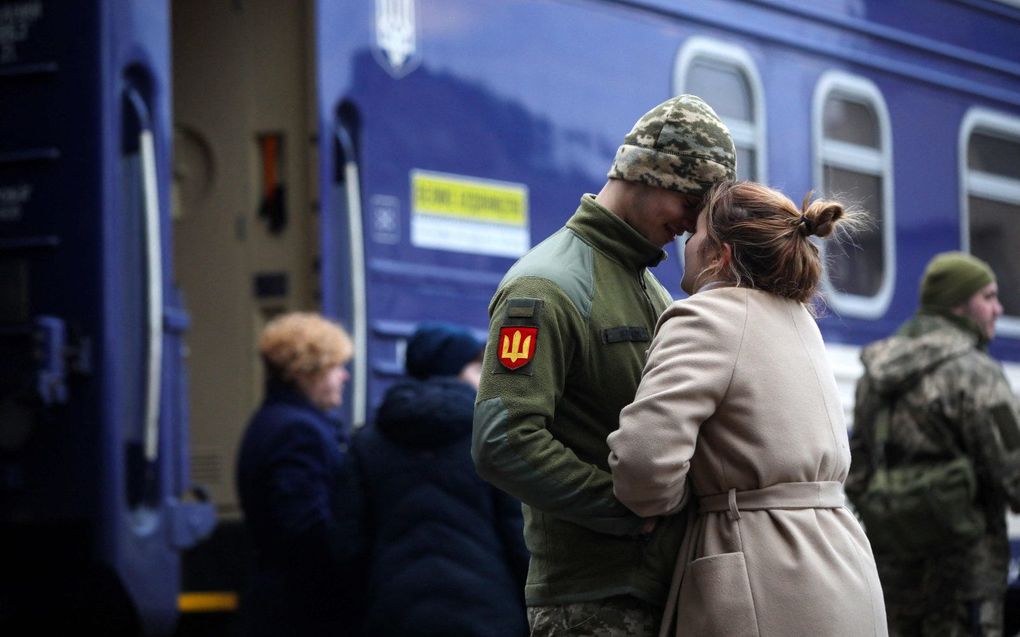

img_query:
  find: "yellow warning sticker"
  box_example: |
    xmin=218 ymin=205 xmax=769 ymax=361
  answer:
xmin=410 ymin=170 xmax=530 ymax=257
xmin=412 ymin=170 xmax=527 ymax=226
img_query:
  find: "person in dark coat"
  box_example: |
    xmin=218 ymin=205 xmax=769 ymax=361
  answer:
xmin=352 ymin=321 xmax=529 ymax=637
xmin=236 ymin=312 xmax=363 ymax=637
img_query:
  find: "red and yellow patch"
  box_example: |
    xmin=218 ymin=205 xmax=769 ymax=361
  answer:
xmin=498 ymin=326 xmax=537 ymax=370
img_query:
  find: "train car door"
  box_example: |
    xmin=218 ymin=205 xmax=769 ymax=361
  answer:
xmin=171 ymin=0 xmax=318 ymax=522
xmin=170 ymin=2 xmax=320 ymax=627
xmin=0 ymin=1 xmax=213 ymax=634
xmin=316 ymin=1 xmax=537 ymax=426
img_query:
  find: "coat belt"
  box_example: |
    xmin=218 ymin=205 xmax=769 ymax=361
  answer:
xmin=698 ymin=481 xmax=845 ymax=521
xmin=658 ymin=480 xmax=846 ymax=637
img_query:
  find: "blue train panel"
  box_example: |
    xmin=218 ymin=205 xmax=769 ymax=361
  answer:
xmin=0 ymin=1 xmax=213 ymax=635
xmin=318 ymin=0 xmax=1020 ymax=423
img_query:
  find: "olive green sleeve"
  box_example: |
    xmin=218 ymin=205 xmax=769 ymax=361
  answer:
xmin=472 ymin=277 xmax=645 ymax=536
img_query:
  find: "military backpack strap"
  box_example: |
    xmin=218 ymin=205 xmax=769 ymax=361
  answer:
xmin=868 ymin=397 xmax=892 ymax=474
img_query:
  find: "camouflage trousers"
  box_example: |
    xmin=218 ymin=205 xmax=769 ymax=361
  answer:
xmin=879 ymin=553 xmax=1007 ymax=637
xmin=526 ymin=595 xmax=659 ymax=637
xmin=886 ymin=595 xmax=1004 ymax=637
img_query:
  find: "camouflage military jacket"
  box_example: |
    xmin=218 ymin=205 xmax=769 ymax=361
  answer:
xmin=847 ymin=312 xmax=1020 ymax=596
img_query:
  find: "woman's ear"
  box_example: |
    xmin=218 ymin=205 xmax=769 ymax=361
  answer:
xmin=714 ymin=243 xmax=733 ymax=271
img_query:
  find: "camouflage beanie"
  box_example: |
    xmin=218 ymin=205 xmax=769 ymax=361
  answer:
xmin=919 ymin=251 xmax=995 ymax=312
xmin=607 ymin=94 xmax=736 ymax=197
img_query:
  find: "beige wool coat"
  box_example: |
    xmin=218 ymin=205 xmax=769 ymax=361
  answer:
xmin=608 ymin=287 xmax=887 ymax=637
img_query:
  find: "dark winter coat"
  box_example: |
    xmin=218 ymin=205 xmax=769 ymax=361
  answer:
xmin=236 ymin=382 xmax=364 ymax=637
xmin=352 ymin=377 xmax=528 ymax=637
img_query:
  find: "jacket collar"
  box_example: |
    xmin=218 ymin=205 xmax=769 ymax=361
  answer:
xmin=264 ymin=378 xmax=309 ymax=405
xmin=902 ymin=310 xmax=987 ymax=350
xmin=862 ymin=312 xmax=976 ymax=395
xmin=566 ymin=194 xmax=666 ymax=269
xmin=374 ymin=378 xmax=476 ymax=448
xmin=263 ymin=378 xmax=347 ymax=440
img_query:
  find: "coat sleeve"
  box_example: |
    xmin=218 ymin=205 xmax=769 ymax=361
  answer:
xmin=608 ymin=292 xmax=745 ymax=518
xmin=263 ymin=420 xmax=356 ymax=566
xmin=473 ymin=277 xmax=646 ymax=536
xmin=954 ymin=367 xmax=1020 ymax=512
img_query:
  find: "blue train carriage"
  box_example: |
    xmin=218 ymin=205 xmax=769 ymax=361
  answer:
xmin=0 ymin=0 xmax=215 ymax=634
xmin=3 ymin=0 xmax=1020 ymax=634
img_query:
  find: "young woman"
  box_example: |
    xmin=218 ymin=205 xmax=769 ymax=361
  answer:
xmin=608 ymin=181 xmax=887 ymax=636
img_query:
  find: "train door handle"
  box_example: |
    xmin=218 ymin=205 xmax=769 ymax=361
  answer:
xmin=124 ymin=87 xmax=164 ymax=465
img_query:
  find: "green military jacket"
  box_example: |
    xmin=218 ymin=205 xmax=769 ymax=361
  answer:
xmin=472 ymin=194 xmax=685 ymax=607
xmin=847 ymin=312 xmax=1020 ymax=601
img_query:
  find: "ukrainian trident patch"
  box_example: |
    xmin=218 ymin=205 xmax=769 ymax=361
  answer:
xmin=498 ymin=326 xmax=537 ymax=370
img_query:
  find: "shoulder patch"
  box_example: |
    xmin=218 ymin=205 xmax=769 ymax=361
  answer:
xmin=507 ymin=298 xmax=537 ymax=318
xmin=498 ymin=326 xmax=537 ymax=370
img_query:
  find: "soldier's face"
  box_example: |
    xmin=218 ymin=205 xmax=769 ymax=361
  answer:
xmin=957 ymin=282 xmax=1003 ymax=340
xmin=629 ymin=186 xmax=701 ymax=248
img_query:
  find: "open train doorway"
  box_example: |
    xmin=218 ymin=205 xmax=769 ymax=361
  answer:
xmin=170 ymin=0 xmax=318 ymax=624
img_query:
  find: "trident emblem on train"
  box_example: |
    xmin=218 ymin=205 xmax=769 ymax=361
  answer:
xmin=373 ymin=0 xmax=421 ymax=79
xmin=498 ymin=327 xmax=538 ymax=370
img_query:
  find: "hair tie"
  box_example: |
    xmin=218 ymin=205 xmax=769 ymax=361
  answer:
xmin=797 ymin=215 xmax=814 ymax=236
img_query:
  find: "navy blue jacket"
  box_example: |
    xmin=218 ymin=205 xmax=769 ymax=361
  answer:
xmin=236 ymin=382 xmax=363 ymax=636
xmin=352 ymin=378 xmax=528 ymax=637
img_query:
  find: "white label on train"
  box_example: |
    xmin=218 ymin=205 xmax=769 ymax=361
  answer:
xmin=410 ymin=169 xmax=530 ymax=258
xmin=370 ymin=194 xmax=401 ymax=244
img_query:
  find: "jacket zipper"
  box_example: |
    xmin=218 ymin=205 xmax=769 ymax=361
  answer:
xmin=638 ymin=270 xmax=658 ymax=321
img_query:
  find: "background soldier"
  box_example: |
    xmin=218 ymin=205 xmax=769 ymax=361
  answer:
xmin=472 ymin=95 xmax=735 ymax=636
xmin=847 ymin=251 xmax=1020 ymax=636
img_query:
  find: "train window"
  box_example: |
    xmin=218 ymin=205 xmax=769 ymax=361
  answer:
xmin=968 ymin=132 xmax=1020 ymax=180
xmin=814 ymin=72 xmax=894 ymax=318
xmin=823 ymin=100 xmax=880 ymax=148
xmin=674 ymin=37 xmax=766 ymax=182
xmin=961 ymin=110 xmax=1020 ymax=335
xmin=687 ymin=59 xmax=753 ymax=122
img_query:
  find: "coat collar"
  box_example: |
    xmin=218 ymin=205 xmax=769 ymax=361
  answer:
xmin=374 ymin=378 xmax=476 ymax=448
xmin=566 ymin=194 xmax=666 ymax=269
xmin=901 ymin=310 xmax=986 ymax=350
xmin=263 ymin=378 xmax=347 ymax=441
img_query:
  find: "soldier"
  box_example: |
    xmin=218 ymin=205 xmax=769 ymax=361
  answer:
xmin=846 ymin=251 xmax=1020 ymax=636
xmin=472 ymin=95 xmax=735 ymax=636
